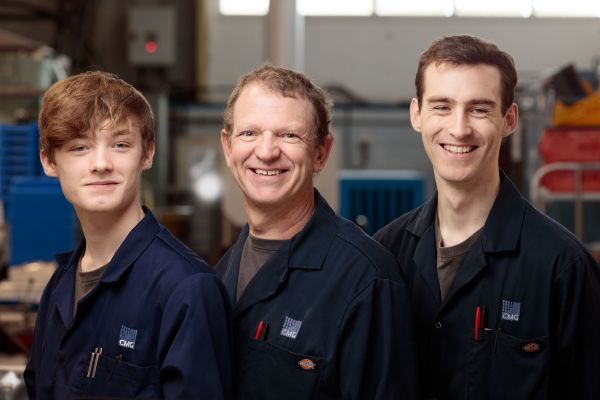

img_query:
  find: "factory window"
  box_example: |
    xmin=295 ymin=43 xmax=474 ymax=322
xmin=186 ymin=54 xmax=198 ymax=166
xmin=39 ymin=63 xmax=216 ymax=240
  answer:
xmin=219 ymin=0 xmax=600 ymax=17
xmin=298 ymin=0 xmax=373 ymax=16
xmin=219 ymin=0 xmax=269 ymax=15
xmin=219 ymin=0 xmax=372 ymax=16
xmin=532 ymin=0 xmax=600 ymax=17
xmin=453 ymin=0 xmax=532 ymax=17
xmin=375 ymin=0 xmax=453 ymax=16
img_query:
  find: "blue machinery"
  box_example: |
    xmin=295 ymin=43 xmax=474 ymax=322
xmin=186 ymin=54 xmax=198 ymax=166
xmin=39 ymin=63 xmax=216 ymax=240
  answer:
xmin=339 ymin=169 xmax=425 ymax=236
xmin=0 ymin=123 xmax=76 ymax=266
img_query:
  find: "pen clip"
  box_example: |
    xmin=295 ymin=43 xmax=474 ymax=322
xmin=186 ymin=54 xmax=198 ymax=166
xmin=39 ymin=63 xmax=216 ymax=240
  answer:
xmin=86 ymin=347 xmax=98 ymax=378
xmin=86 ymin=347 xmax=103 ymax=379
xmin=107 ymin=354 xmax=123 ymax=381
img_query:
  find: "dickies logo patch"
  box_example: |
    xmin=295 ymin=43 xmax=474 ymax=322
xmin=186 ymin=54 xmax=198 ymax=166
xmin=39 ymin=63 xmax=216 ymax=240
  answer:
xmin=295 ymin=355 xmax=319 ymax=372
xmin=522 ymin=342 xmax=541 ymax=353
xmin=118 ymin=325 xmax=138 ymax=349
xmin=297 ymin=358 xmax=316 ymax=371
xmin=280 ymin=316 xmax=303 ymax=339
xmin=501 ymin=300 xmax=521 ymax=322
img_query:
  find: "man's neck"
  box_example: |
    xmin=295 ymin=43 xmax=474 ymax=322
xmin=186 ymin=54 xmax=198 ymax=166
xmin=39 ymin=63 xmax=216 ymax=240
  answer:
xmin=77 ymin=205 xmax=145 ymax=272
xmin=245 ymin=194 xmax=316 ymax=240
xmin=436 ymin=173 xmax=500 ymax=247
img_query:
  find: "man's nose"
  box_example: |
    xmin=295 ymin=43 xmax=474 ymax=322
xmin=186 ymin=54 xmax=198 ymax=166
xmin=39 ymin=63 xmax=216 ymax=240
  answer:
xmin=449 ymin=112 xmax=473 ymax=139
xmin=90 ymin=148 xmax=113 ymax=172
xmin=255 ymin=132 xmax=281 ymax=161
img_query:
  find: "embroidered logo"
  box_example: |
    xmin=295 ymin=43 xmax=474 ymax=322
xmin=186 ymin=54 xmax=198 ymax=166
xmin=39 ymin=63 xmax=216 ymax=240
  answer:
xmin=501 ymin=300 xmax=521 ymax=322
xmin=522 ymin=342 xmax=541 ymax=353
xmin=118 ymin=325 xmax=138 ymax=349
xmin=297 ymin=358 xmax=316 ymax=371
xmin=280 ymin=316 xmax=303 ymax=339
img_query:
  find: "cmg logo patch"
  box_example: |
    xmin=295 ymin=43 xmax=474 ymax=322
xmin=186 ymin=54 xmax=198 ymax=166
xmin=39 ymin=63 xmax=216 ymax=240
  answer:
xmin=118 ymin=325 xmax=138 ymax=349
xmin=280 ymin=316 xmax=303 ymax=339
xmin=501 ymin=300 xmax=521 ymax=322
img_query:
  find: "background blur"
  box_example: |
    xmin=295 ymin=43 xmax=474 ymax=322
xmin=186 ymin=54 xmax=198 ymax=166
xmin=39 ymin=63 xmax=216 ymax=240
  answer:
xmin=1 ymin=1 xmax=600 ymax=395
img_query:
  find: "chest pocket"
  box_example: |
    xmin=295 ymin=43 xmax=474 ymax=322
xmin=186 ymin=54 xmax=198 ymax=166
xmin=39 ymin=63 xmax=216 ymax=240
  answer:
xmin=80 ymin=353 xmax=161 ymax=398
xmin=467 ymin=329 xmax=549 ymax=400
xmin=238 ymin=339 xmax=325 ymax=400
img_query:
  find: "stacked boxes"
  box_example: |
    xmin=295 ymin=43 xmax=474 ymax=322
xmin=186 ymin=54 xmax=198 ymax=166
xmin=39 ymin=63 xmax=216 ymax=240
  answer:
xmin=0 ymin=122 xmax=41 ymax=218
xmin=9 ymin=177 xmax=77 ymax=265
xmin=0 ymin=123 xmax=77 ymax=265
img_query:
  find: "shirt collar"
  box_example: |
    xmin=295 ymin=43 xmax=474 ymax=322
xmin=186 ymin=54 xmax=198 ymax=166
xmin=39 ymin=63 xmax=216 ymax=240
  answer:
xmin=55 ymin=206 xmax=162 ymax=282
xmin=285 ymin=189 xmax=338 ymax=270
xmin=407 ymin=171 xmax=525 ymax=253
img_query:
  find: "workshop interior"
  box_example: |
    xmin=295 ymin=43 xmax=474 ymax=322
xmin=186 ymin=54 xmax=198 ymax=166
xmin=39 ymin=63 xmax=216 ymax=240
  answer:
xmin=1 ymin=0 xmax=600 ymax=397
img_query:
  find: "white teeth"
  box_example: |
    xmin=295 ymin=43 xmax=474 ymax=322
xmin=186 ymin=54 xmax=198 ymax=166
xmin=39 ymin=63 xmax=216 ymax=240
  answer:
xmin=443 ymin=144 xmax=474 ymax=154
xmin=255 ymin=169 xmax=282 ymax=176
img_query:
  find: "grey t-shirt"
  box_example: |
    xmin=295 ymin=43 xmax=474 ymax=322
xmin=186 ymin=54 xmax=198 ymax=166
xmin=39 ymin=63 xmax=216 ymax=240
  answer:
xmin=73 ymin=259 xmax=108 ymax=316
xmin=435 ymin=216 xmax=482 ymax=301
xmin=237 ymin=234 xmax=286 ymax=302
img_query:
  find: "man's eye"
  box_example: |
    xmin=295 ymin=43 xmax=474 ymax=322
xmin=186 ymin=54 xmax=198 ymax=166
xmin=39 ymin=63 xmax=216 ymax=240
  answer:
xmin=238 ymin=131 xmax=257 ymax=141
xmin=433 ymin=106 xmax=450 ymax=112
xmin=472 ymin=107 xmax=489 ymax=115
xmin=282 ymin=132 xmax=301 ymax=142
xmin=114 ymin=142 xmax=130 ymax=149
xmin=71 ymin=145 xmax=87 ymax=152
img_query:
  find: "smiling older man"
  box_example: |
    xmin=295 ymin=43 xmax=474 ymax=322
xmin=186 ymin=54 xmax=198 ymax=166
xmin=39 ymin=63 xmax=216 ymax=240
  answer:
xmin=216 ymin=64 xmax=418 ymax=400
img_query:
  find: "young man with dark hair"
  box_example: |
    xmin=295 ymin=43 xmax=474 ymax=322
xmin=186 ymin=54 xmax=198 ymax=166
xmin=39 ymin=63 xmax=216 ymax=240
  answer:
xmin=375 ymin=35 xmax=600 ymax=399
xmin=217 ymin=64 xmax=418 ymax=399
xmin=25 ymin=71 xmax=232 ymax=399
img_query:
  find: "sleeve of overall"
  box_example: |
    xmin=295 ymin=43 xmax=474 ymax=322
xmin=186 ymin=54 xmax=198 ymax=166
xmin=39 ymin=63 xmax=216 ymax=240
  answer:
xmin=158 ymin=272 xmax=232 ymax=400
xmin=23 ymin=273 xmax=57 ymax=400
xmin=337 ymin=278 xmax=419 ymax=400
xmin=550 ymin=252 xmax=600 ymax=399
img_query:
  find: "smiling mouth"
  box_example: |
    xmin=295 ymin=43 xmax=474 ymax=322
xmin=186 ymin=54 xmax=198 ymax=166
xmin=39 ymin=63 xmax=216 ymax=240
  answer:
xmin=86 ymin=182 xmax=117 ymax=186
xmin=442 ymin=144 xmax=476 ymax=154
xmin=253 ymin=168 xmax=285 ymax=176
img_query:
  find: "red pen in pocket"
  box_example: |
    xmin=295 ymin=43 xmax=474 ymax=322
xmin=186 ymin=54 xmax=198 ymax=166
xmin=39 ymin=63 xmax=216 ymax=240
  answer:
xmin=254 ymin=320 xmax=269 ymax=341
xmin=473 ymin=306 xmax=485 ymax=342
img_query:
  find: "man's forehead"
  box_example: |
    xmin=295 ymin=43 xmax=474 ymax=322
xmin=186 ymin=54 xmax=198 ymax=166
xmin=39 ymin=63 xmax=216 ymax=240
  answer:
xmin=234 ymin=84 xmax=312 ymax=120
xmin=97 ymin=118 xmax=137 ymax=132
xmin=422 ymin=62 xmax=502 ymax=102
xmin=80 ymin=118 xmax=140 ymax=139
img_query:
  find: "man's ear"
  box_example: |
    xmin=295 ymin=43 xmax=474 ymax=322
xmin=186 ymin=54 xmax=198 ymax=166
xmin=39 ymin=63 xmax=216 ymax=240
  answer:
xmin=221 ymin=129 xmax=232 ymax=168
xmin=313 ymin=133 xmax=334 ymax=173
xmin=40 ymin=151 xmax=57 ymax=177
xmin=141 ymin=141 xmax=155 ymax=171
xmin=502 ymin=103 xmax=519 ymax=138
xmin=410 ymin=98 xmax=422 ymax=133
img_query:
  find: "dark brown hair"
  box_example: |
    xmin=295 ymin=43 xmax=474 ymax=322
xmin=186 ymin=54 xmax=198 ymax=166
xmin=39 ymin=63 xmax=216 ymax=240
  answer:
xmin=223 ymin=64 xmax=332 ymax=146
xmin=39 ymin=71 xmax=154 ymax=160
xmin=415 ymin=35 xmax=517 ymax=114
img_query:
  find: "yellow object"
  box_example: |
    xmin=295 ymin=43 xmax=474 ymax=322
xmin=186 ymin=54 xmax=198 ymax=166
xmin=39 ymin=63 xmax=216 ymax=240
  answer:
xmin=553 ymin=92 xmax=600 ymax=126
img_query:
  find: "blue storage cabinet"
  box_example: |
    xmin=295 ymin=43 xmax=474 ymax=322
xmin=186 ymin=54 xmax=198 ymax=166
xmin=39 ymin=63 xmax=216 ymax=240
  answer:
xmin=0 ymin=123 xmax=42 ymax=220
xmin=9 ymin=177 xmax=77 ymax=265
xmin=339 ymin=170 xmax=425 ymax=236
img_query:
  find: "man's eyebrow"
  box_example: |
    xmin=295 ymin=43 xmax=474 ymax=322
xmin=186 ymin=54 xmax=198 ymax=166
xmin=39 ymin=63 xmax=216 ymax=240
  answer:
xmin=425 ymin=96 xmax=451 ymax=103
xmin=110 ymin=129 xmax=133 ymax=137
xmin=467 ymin=98 xmax=497 ymax=107
xmin=424 ymin=96 xmax=497 ymax=107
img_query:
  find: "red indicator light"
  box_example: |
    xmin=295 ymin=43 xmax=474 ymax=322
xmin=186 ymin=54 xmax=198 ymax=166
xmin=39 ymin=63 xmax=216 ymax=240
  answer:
xmin=145 ymin=40 xmax=158 ymax=54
